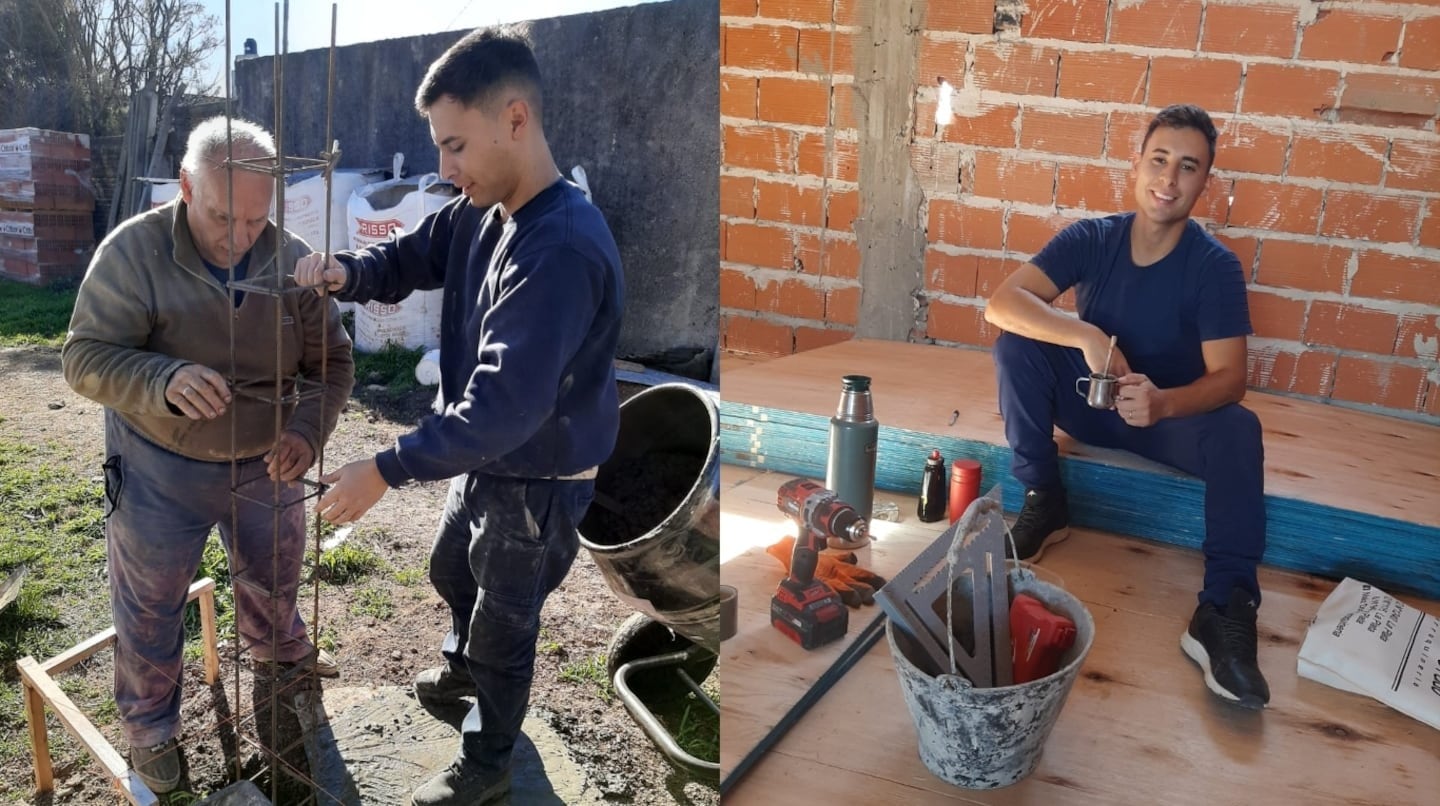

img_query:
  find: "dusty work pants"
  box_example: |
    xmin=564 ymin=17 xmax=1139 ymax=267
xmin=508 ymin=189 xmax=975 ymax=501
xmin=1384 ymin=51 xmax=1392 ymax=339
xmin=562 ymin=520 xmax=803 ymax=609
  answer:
xmin=104 ymin=410 xmax=313 ymax=748
xmin=992 ymin=333 xmax=1267 ymax=608
xmin=428 ymin=473 xmax=594 ymax=777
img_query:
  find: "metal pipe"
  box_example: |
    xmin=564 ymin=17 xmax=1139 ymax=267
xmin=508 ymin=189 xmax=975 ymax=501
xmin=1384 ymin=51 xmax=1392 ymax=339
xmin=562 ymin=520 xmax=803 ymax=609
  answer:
xmin=613 ymin=649 xmax=719 ymax=776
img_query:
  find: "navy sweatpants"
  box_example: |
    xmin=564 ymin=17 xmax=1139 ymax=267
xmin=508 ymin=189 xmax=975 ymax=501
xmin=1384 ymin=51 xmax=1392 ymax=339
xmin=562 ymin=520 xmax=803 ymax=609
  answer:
xmin=992 ymin=332 xmax=1266 ymax=607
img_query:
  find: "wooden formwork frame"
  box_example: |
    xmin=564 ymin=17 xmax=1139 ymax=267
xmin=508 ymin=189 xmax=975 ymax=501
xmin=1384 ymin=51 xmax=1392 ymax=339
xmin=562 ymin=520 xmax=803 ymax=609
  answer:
xmin=17 ymin=577 xmax=220 ymax=805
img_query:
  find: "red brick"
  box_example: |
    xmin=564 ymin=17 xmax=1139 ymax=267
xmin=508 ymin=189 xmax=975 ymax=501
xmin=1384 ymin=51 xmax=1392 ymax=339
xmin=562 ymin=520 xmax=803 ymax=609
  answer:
xmin=756 ymin=275 xmax=824 ymax=320
xmin=1248 ymin=348 xmax=1336 ymax=398
xmin=1396 ymin=313 xmax=1440 ymax=359
xmin=924 ymin=249 xmax=980 ymax=298
xmin=972 ymin=153 xmax=1055 ymax=206
xmin=1422 ymin=203 xmax=1440 ymax=249
xmin=1203 ymin=4 xmax=1299 ymax=58
xmin=1006 ymin=211 xmax=1070 ymax=255
xmin=757 ymin=0 xmax=833 ymax=24
xmin=938 ymin=103 xmax=1019 ymax=148
xmin=723 ymin=314 xmax=792 ymax=355
xmin=928 ymin=300 xmax=998 ymax=346
xmin=1110 ymin=0 xmax=1202 ymax=50
xmin=1332 ymin=356 xmax=1427 ymax=411
xmin=973 ymin=42 xmax=1060 ymax=97
xmin=929 ymin=200 xmax=1005 ymax=251
xmin=1056 ymin=164 xmax=1131 ymax=214
xmin=1320 ymin=190 xmax=1420 ymax=244
xmin=727 ymin=222 xmax=793 ymax=269
xmin=1288 ymin=131 xmax=1386 ymax=185
xmin=1352 ymin=251 xmax=1440 ymax=306
xmin=720 ymin=220 xmax=728 ymax=261
xmin=1107 ymin=111 xmax=1153 ymax=161
xmin=1240 ymin=63 xmax=1341 ymax=119
xmin=1058 ymin=50 xmax=1149 ymax=104
xmin=795 ymin=326 xmax=853 ymax=353
xmin=1148 ymin=57 xmax=1241 ymax=114
xmin=798 ymin=133 xmax=859 ymax=182
xmin=833 ymin=80 xmax=858 ymax=130
xmin=721 ymin=174 xmax=755 ymax=218
xmin=1247 ymin=291 xmax=1308 ymax=341
xmin=1299 ymin=9 xmax=1403 ymax=65
xmin=825 ymin=188 xmax=859 ymax=233
xmin=795 ymin=232 xmax=861 ymax=279
xmin=825 ymin=284 xmax=861 ymax=324
xmin=721 ymin=0 xmax=756 ymax=15
xmin=725 ymin=125 xmax=792 ymax=172
xmin=720 ymin=267 xmax=757 ymax=309
xmin=1191 ymin=183 xmax=1231 ymax=225
xmin=1213 ymin=120 xmax=1288 ymax=175
xmin=927 ymin=1 xmax=993 ymax=34
xmin=1339 ymin=73 xmax=1440 ymax=127
xmin=725 ymin=24 xmax=799 ymax=71
xmin=910 ymin=140 xmax=963 ymax=193
xmin=1023 ymin=0 xmax=1107 ymax=43
xmin=918 ymin=38 xmax=967 ymax=86
xmin=1304 ymin=301 xmax=1399 ymax=354
xmin=975 ymin=255 xmax=1023 ymax=296
xmin=1401 ymin=16 xmax=1440 ymax=71
xmin=756 ymin=179 xmax=823 ymax=227
xmin=1256 ymin=239 xmax=1348 ymax=295
xmin=1020 ymin=109 xmax=1107 ymax=157
xmin=721 ymin=75 xmax=758 ymax=119
xmin=1214 ymin=234 xmax=1259 ymax=283
xmin=1228 ymin=180 xmax=1323 ymax=236
xmin=758 ymin=77 xmax=830 ymax=127
xmin=798 ymin=27 xmax=854 ymax=76
xmin=1385 ymin=139 xmax=1440 ymax=193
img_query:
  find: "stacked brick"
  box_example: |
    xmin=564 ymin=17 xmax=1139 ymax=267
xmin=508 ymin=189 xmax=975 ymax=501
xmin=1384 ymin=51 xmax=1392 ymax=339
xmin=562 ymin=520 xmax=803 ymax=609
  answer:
xmin=721 ymin=0 xmax=1440 ymax=418
xmin=0 ymin=128 xmax=97 ymax=285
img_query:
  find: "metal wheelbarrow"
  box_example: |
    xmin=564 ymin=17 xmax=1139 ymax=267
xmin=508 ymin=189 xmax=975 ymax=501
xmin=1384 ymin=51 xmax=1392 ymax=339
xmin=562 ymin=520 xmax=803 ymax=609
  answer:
xmin=578 ymin=382 xmax=720 ymax=775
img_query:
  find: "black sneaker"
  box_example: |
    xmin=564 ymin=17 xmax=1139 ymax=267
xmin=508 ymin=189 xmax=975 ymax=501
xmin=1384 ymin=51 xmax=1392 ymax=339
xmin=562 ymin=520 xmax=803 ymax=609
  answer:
xmin=130 ymin=737 xmax=181 ymax=794
xmin=411 ymin=758 xmax=511 ymax=806
xmin=1181 ymin=588 xmax=1270 ymax=709
xmin=1008 ymin=487 xmax=1070 ymax=561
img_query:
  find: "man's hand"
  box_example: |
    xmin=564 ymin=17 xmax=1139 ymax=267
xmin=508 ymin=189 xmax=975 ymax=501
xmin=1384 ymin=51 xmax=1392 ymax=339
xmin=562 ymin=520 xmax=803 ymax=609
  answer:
xmin=264 ymin=430 xmax=314 ymax=481
xmin=316 ymin=458 xmax=388 ymax=524
xmin=1082 ymin=331 xmax=1131 ymax=378
xmin=292 ymin=253 xmax=348 ymax=296
xmin=166 ymin=364 xmax=231 ymax=419
xmin=766 ymin=535 xmax=887 ymax=608
xmin=1116 ymin=373 xmax=1168 ymax=428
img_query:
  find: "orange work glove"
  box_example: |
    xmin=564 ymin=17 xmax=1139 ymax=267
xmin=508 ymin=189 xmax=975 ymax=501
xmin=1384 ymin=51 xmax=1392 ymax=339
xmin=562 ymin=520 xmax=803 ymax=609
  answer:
xmin=766 ymin=535 xmax=887 ymax=608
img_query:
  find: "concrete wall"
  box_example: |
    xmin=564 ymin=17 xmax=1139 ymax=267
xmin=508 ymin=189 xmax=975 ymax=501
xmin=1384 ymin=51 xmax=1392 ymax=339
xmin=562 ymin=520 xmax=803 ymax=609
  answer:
xmin=720 ymin=0 xmax=1440 ymax=419
xmin=236 ymin=0 xmax=719 ymax=379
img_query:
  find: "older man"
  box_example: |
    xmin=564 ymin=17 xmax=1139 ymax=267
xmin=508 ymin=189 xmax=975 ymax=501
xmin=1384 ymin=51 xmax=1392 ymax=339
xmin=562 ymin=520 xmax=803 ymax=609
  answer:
xmin=62 ymin=116 xmax=354 ymax=793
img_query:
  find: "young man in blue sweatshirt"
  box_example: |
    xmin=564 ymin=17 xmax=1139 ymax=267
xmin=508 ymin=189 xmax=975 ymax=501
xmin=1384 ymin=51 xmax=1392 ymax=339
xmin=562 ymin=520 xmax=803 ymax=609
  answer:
xmin=294 ymin=30 xmax=624 ymax=805
xmin=984 ymin=105 xmax=1269 ymax=711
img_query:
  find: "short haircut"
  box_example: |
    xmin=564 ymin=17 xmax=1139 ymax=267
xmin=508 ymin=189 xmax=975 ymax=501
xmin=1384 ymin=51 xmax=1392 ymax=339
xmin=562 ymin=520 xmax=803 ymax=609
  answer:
xmin=1142 ymin=104 xmax=1218 ymax=168
xmin=414 ymin=29 xmax=544 ymax=120
xmin=180 ymin=116 xmax=276 ymax=176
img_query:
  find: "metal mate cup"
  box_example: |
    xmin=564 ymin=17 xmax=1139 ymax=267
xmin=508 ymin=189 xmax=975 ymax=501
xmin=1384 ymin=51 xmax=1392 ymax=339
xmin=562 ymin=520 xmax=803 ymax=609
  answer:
xmin=1075 ymin=373 xmax=1118 ymax=409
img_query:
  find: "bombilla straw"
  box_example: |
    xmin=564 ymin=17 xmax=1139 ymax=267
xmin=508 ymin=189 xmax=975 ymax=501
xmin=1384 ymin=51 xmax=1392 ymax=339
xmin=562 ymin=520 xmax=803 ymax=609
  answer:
xmin=1102 ymin=334 xmax=1117 ymax=377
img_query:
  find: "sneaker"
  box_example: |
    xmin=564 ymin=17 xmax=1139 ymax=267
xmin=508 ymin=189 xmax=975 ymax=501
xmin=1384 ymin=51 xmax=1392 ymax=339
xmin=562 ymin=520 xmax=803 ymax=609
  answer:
xmin=265 ymin=647 xmax=340 ymax=679
xmin=130 ymin=737 xmax=181 ymax=794
xmin=1007 ymin=487 xmax=1070 ymax=561
xmin=411 ymin=758 xmax=511 ymax=806
xmin=311 ymin=648 xmax=340 ymax=678
xmin=414 ymin=664 xmax=475 ymax=707
xmin=1181 ymin=588 xmax=1270 ymax=709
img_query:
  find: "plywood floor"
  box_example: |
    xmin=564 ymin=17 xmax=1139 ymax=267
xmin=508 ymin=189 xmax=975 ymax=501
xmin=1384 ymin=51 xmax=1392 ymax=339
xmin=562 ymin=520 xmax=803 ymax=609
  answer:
xmin=719 ymin=465 xmax=1440 ymax=805
xmin=720 ymin=339 xmax=1440 ymax=528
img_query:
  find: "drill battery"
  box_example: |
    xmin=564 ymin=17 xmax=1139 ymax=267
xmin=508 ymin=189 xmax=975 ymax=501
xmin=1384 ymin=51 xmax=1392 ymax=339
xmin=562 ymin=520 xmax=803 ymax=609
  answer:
xmin=1010 ymin=592 xmax=1077 ymax=684
xmin=771 ymin=576 xmax=849 ymax=650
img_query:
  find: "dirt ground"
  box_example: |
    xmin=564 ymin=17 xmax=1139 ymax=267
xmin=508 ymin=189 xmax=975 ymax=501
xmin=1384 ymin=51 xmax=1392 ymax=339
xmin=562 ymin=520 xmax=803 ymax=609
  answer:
xmin=0 ymin=345 xmax=718 ymax=805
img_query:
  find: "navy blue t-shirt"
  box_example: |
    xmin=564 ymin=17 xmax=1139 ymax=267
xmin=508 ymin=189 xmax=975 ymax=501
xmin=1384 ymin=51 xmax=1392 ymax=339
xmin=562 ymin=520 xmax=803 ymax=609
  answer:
xmin=1031 ymin=213 xmax=1250 ymax=390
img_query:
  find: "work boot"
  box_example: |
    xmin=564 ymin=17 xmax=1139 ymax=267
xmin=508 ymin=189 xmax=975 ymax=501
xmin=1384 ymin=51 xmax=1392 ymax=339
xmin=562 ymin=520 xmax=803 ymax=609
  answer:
xmin=1007 ymin=487 xmax=1070 ymax=562
xmin=414 ymin=664 xmax=476 ymax=708
xmin=411 ymin=757 xmax=511 ymax=806
xmin=130 ymin=737 xmax=181 ymax=794
xmin=1181 ymin=588 xmax=1270 ymax=710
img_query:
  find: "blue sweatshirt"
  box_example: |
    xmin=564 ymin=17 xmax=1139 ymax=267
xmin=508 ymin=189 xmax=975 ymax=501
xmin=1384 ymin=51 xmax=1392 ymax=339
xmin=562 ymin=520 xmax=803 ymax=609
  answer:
xmin=336 ymin=179 xmax=624 ymax=485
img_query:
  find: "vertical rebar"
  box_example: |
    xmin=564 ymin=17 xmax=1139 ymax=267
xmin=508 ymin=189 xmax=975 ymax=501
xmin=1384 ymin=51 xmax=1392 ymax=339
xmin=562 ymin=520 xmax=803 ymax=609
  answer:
xmin=223 ymin=0 xmax=242 ymax=786
xmin=313 ymin=3 xmax=339 ymax=638
xmin=267 ymin=5 xmax=283 ymax=799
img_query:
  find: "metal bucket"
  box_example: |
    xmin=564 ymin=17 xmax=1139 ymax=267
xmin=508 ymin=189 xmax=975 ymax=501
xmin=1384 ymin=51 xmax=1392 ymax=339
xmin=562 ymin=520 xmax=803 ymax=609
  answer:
xmin=578 ymin=383 xmax=720 ymax=654
xmin=886 ymin=574 xmax=1094 ymax=789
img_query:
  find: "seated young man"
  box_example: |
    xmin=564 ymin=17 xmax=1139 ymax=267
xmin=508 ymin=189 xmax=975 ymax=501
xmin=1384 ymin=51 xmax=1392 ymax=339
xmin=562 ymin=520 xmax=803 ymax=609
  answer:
xmin=983 ymin=104 xmax=1269 ymax=709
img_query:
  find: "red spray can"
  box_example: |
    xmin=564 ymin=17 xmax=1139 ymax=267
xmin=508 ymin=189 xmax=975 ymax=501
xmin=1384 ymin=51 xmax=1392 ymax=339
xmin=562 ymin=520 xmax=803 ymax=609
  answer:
xmin=947 ymin=459 xmax=982 ymax=523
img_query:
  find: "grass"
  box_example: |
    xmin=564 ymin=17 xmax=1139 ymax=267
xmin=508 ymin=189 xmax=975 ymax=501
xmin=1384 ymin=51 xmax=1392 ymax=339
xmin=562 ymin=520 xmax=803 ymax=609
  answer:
xmin=351 ymin=586 xmax=395 ymax=620
xmin=0 ymin=278 xmax=77 ymax=347
xmin=315 ymin=540 xmax=386 ymax=584
xmin=558 ymin=654 xmax=614 ymax=703
xmin=673 ymin=694 xmax=720 ymax=763
xmin=352 ymin=342 xmax=425 ymax=392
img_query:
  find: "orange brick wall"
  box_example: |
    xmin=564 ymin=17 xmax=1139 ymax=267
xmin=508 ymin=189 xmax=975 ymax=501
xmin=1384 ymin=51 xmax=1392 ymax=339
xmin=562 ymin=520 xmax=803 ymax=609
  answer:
xmin=720 ymin=0 xmax=1440 ymax=419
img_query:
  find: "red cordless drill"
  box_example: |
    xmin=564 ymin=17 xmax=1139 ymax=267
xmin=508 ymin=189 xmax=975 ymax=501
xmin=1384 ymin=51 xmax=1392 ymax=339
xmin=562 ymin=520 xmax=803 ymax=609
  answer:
xmin=770 ymin=479 xmax=870 ymax=650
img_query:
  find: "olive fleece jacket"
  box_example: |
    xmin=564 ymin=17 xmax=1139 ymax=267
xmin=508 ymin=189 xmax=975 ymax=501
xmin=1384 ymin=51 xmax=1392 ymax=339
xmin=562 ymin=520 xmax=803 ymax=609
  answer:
xmin=62 ymin=201 xmax=354 ymax=462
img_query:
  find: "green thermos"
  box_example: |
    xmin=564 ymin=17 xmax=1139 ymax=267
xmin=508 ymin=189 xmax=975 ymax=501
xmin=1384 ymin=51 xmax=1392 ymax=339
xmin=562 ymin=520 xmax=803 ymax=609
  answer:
xmin=826 ymin=374 xmax=878 ymax=521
